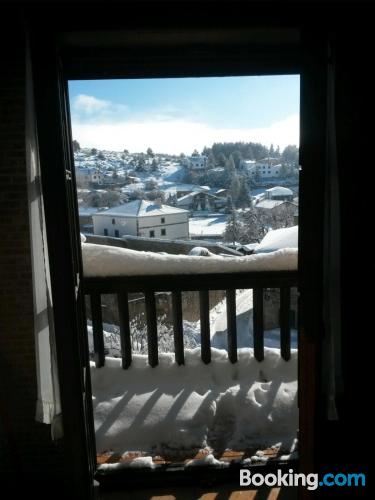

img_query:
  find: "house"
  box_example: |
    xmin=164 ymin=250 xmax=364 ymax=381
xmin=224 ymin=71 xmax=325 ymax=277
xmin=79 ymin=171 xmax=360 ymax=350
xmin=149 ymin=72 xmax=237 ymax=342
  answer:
xmin=255 ymin=158 xmax=282 ymax=178
xmin=75 ymin=167 xmax=103 ymax=187
xmin=185 ymin=153 xmax=207 ymax=170
xmin=92 ymin=199 xmax=189 ymax=239
xmin=265 ymin=186 xmax=294 ymax=201
xmin=176 ymin=190 xmax=226 ymax=212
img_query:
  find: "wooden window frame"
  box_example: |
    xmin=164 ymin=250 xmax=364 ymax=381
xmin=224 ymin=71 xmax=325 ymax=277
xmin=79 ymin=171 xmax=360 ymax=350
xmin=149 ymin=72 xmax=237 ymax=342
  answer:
xmin=30 ymin=19 xmax=326 ymax=498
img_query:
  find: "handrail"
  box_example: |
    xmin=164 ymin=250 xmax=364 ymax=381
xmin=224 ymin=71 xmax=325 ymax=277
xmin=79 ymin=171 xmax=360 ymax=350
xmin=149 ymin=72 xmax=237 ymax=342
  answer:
xmin=83 ymin=270 xmax=298 ymax=368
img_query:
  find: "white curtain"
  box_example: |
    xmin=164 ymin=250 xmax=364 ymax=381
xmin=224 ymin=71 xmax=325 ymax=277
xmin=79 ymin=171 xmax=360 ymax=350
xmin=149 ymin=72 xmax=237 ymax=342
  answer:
xmin=25 ymin=40 xmax=62 ymax=438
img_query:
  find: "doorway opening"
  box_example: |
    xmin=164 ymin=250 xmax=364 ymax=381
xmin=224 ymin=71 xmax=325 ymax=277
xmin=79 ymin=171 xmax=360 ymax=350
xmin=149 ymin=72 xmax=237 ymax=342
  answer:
xmin=67 ymin=74 xmax=300 ymax=472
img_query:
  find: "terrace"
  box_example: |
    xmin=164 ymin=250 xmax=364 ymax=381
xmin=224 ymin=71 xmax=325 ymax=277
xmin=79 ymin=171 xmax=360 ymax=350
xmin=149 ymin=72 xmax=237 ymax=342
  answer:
xmin=81 ymin=242 xmax=299 ymax=487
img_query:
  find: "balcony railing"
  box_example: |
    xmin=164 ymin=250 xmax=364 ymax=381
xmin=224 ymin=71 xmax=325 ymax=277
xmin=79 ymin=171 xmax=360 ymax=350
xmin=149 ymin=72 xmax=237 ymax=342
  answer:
xmin=83 ymin=270 xmax=298 ymax=369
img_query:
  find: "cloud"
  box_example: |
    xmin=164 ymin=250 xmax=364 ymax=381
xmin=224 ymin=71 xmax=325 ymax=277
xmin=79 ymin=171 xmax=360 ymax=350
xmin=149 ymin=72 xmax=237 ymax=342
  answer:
xmin=70 ymin=94 xmax=298 ymax=152
xmin=71 ymin=112 xmax=299 ymax=154
xmin=73 ymin=94 xmax=111 ymax=114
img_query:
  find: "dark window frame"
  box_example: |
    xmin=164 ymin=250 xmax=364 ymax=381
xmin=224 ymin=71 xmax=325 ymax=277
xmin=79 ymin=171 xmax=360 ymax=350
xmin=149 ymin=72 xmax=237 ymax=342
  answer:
xmin=30 ymin=17 xmax=327 ymax=496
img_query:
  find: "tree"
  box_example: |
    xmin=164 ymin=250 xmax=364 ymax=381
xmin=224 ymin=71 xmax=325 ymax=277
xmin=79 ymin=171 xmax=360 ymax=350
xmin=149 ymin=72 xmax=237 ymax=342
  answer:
xmin=281 ymin=145 xmax=299 ymax=165
xmin=236 ymin=178 xmax=251 ymax=208
xmin=97 ymin=151 xmax=105 ymax=160
xmin=224 ymin=201 xmax=241 ymax=246
xmin=145 ymin=179 xmax=158 ymax=191
xmin=147 ymin=147 xmax=154 ymax=157
xmin=192 ymin=149 xmax=199 ymax=156
xmin=73 ymin=140 xmax=80 ymax=152
xmin=90 ymin=148 xmax=97 ymax=156
xmin=225 ymin=155 xmax=236 ymax=174
xmin=151 ymin=158 xmax=159 ymax=172
xmin=217 ymin=152 xmax=227 ymax=168
xmin=241 ymin=206 xmax=268 ymax=243
xmin=136 ymin=154 xmax=146 ymax=172
xmin=232 ymin=150 xmax=243 ymax=170
xmin=207 ymin=152 xmax=216 ymax=169
xmin=229 ymin=173 xmax=240 ymax=204
xmin=123 ymin=149 xmax=129 ymax=154
xmin=269 ymin=143 xmax=275 ymax=157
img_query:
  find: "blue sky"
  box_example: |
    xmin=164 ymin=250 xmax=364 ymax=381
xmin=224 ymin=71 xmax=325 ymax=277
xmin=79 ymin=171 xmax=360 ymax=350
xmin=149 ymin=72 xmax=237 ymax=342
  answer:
xmin=69 ymin=75 xmax=299 ymax=154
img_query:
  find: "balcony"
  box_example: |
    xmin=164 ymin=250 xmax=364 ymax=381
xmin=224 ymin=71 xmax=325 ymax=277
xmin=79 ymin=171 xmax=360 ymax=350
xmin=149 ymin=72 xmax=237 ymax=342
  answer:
xmin=82 ymin=242 xmax=298 ymax=485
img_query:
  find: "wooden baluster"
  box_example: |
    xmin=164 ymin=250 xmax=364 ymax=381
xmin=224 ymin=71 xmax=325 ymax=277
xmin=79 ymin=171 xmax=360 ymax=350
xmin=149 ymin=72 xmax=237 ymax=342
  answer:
xmin=172 ymin=291 xmax=184 ymax=365
xmin=199 ymin=290 xmax=211 ymax=364
xmin=226 ymin=289 xmax=237 ymax=363
xmin=90 ymin=293 xmax=105 ymax=367
xmin=253 ymin=288 xmax=264 ymax=361
xmin=117 ymin=291 xmax=132 ymax=369
xmin=280 ymin=287 xmax=291 ymax=361
xmin=145 ymin=291 xmax=158 ymax=367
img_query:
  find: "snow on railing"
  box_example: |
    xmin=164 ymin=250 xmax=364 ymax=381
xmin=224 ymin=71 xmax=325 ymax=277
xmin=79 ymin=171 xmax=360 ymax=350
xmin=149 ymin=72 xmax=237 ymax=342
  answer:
xmin=82 ymin=244 xmax=298 ymax=368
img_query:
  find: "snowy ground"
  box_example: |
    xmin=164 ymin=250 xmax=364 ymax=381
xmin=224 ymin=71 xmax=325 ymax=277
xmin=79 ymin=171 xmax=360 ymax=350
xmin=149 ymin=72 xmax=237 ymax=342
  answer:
xmin=91 ymin=348 xmax=298 ymax=457
xmin=189 ymin=214 xmax=228 ymax=239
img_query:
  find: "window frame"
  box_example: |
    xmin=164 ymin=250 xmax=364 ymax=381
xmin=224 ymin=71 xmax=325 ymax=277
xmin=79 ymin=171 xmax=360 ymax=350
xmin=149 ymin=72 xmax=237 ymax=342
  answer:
xmin=30 ymin=20 xmax=327 ymax=495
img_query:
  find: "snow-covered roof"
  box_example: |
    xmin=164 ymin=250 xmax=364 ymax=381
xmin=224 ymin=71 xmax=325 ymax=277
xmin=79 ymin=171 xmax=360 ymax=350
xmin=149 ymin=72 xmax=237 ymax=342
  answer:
xmin=266 ymin=186 xmax=293 ymax=196
xmin=93 ymin=199 xmax=189 ymax=218
xmin=255 ymin=226 xmax=298 ymax=253
xmin=256 ymin=199 xmax=285 ymax=209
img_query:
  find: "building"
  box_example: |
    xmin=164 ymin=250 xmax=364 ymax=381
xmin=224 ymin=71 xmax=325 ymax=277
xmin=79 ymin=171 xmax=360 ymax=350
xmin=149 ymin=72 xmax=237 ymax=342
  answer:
xmin=92 ymin=199 xmax=189 ymax=239
xmin=176 ymin=190 xmax=226 ymax=212
xmin=185 ymin=154 xmax=207 ymax=170
xmin=75 ymin=167 xmax=103 ymax=187
xmin=265 ymin=186 xmax=294 ymax=201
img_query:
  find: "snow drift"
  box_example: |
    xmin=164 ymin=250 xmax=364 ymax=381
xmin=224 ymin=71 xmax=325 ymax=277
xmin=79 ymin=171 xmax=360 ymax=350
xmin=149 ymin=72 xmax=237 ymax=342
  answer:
xmin=91 ymin=348 xmax=298 ymax=456
xmin=82 ymin=243 xmax=297 ymax=277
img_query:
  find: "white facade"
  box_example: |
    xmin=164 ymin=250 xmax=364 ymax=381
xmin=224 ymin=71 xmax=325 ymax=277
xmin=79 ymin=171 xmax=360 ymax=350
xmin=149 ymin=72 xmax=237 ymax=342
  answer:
xmin=92 ymin=199 xmax=189 ymax=240
xmin=187 ymin=155 xmax=207 ymax=170
xmin=241 ymin=159 xmax=282 ymax=179
xmin=75 ymin=167 xmax=103 ymax=187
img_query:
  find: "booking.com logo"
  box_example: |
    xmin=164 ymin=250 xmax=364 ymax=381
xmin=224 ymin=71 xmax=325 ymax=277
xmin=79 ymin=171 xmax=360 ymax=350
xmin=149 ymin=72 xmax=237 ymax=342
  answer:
xmin=240 ymin=469 xmax=366 ymax=490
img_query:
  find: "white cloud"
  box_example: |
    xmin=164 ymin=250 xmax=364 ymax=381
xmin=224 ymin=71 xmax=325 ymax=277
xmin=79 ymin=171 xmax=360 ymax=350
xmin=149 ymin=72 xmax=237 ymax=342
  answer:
xmin=73 ymin=94 xmax=111 ymax=114
xmin=71 ymin=113 xmax=299 ymax=154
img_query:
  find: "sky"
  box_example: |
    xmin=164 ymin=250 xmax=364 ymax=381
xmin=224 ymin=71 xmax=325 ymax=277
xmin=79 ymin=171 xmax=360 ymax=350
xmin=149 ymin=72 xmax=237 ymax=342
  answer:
xmin=68 ymin=75 xmax=299 ymax=155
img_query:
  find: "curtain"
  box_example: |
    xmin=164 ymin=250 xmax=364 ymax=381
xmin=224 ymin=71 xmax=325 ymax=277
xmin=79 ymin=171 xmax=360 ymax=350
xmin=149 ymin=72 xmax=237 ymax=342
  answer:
xmin=25 ymin=40 xmax=62 ymax=438
xmin=322 ymin=39 xmax=343 ymax=421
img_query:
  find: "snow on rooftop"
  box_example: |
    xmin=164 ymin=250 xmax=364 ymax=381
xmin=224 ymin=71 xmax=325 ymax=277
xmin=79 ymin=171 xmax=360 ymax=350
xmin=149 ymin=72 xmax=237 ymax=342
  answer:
xmin=266 ymin=186 xmax=293 ymax=196
xmin=82 ymin=243 xmax=297 ymax=277
xmin=91 ymin=348 xmax=297 ymax=456
xmin=255 ymin=226 xmax=298 ymax=254
xmin=93 ymin=199 xmax=189 ymax=218
xmin=256 ymin=199 xmax=286 ymax=209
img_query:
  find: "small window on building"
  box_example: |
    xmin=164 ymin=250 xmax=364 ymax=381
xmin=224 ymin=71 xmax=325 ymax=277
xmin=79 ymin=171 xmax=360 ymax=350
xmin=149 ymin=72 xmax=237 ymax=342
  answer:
xmin=104 ymin=228 xmax=108 ymax=236
xmin=161 ymin=228 xmax=166 ymax=236
xmin=114 ymin=230 xmax=120 ymax=237
xmin=150 ymin=230 xmax=155 ymax=237
xmin=112 ymin=218 xmax=115 ymax=224
xmin=161 ymin=217 xmax=165 ymax=224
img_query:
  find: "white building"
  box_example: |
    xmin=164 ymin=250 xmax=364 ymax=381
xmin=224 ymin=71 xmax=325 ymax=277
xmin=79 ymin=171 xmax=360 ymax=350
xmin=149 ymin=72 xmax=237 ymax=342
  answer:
xmin=92 ymin=199 xmax=190 ymax=240
xmin=186 ymin=154 xmax=207 ymax=170
xmin=265 ymin=186 xmax=294 ymax=201
xmin=241 ymin=158 xmax=282 ymax=179
xmin=75 ymin=167 xmax=103 ymax=187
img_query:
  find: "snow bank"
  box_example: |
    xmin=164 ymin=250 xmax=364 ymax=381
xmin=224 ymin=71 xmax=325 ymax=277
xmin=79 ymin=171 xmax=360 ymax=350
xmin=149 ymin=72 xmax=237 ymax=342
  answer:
xmin=255 ymin=226 xmax=298 ymax=254
xmin=91 ymin=348 xmax=297 ymax=456
xmin=82 ymin=243 xmax=297 ymax=277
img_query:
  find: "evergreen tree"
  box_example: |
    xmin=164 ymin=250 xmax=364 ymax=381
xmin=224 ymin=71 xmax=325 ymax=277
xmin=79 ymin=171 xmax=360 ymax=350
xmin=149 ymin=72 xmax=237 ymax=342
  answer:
xmin=236 ymin=178 xmax=251 ymax=208
xmin=73 ymin=140 xmax=80 ymax=152
xmin=230 ymin=173 xmax=240 ymax=205
xmin=147 ymin=147 xmax=154 ymax=157
xmin=224 ymin=200 xmax=241 ymax=245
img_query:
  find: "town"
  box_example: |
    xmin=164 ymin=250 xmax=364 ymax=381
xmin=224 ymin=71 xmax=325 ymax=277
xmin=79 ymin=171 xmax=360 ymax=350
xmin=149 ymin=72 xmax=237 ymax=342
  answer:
xmin=75 ymin=141 xmax=299 ymax=255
